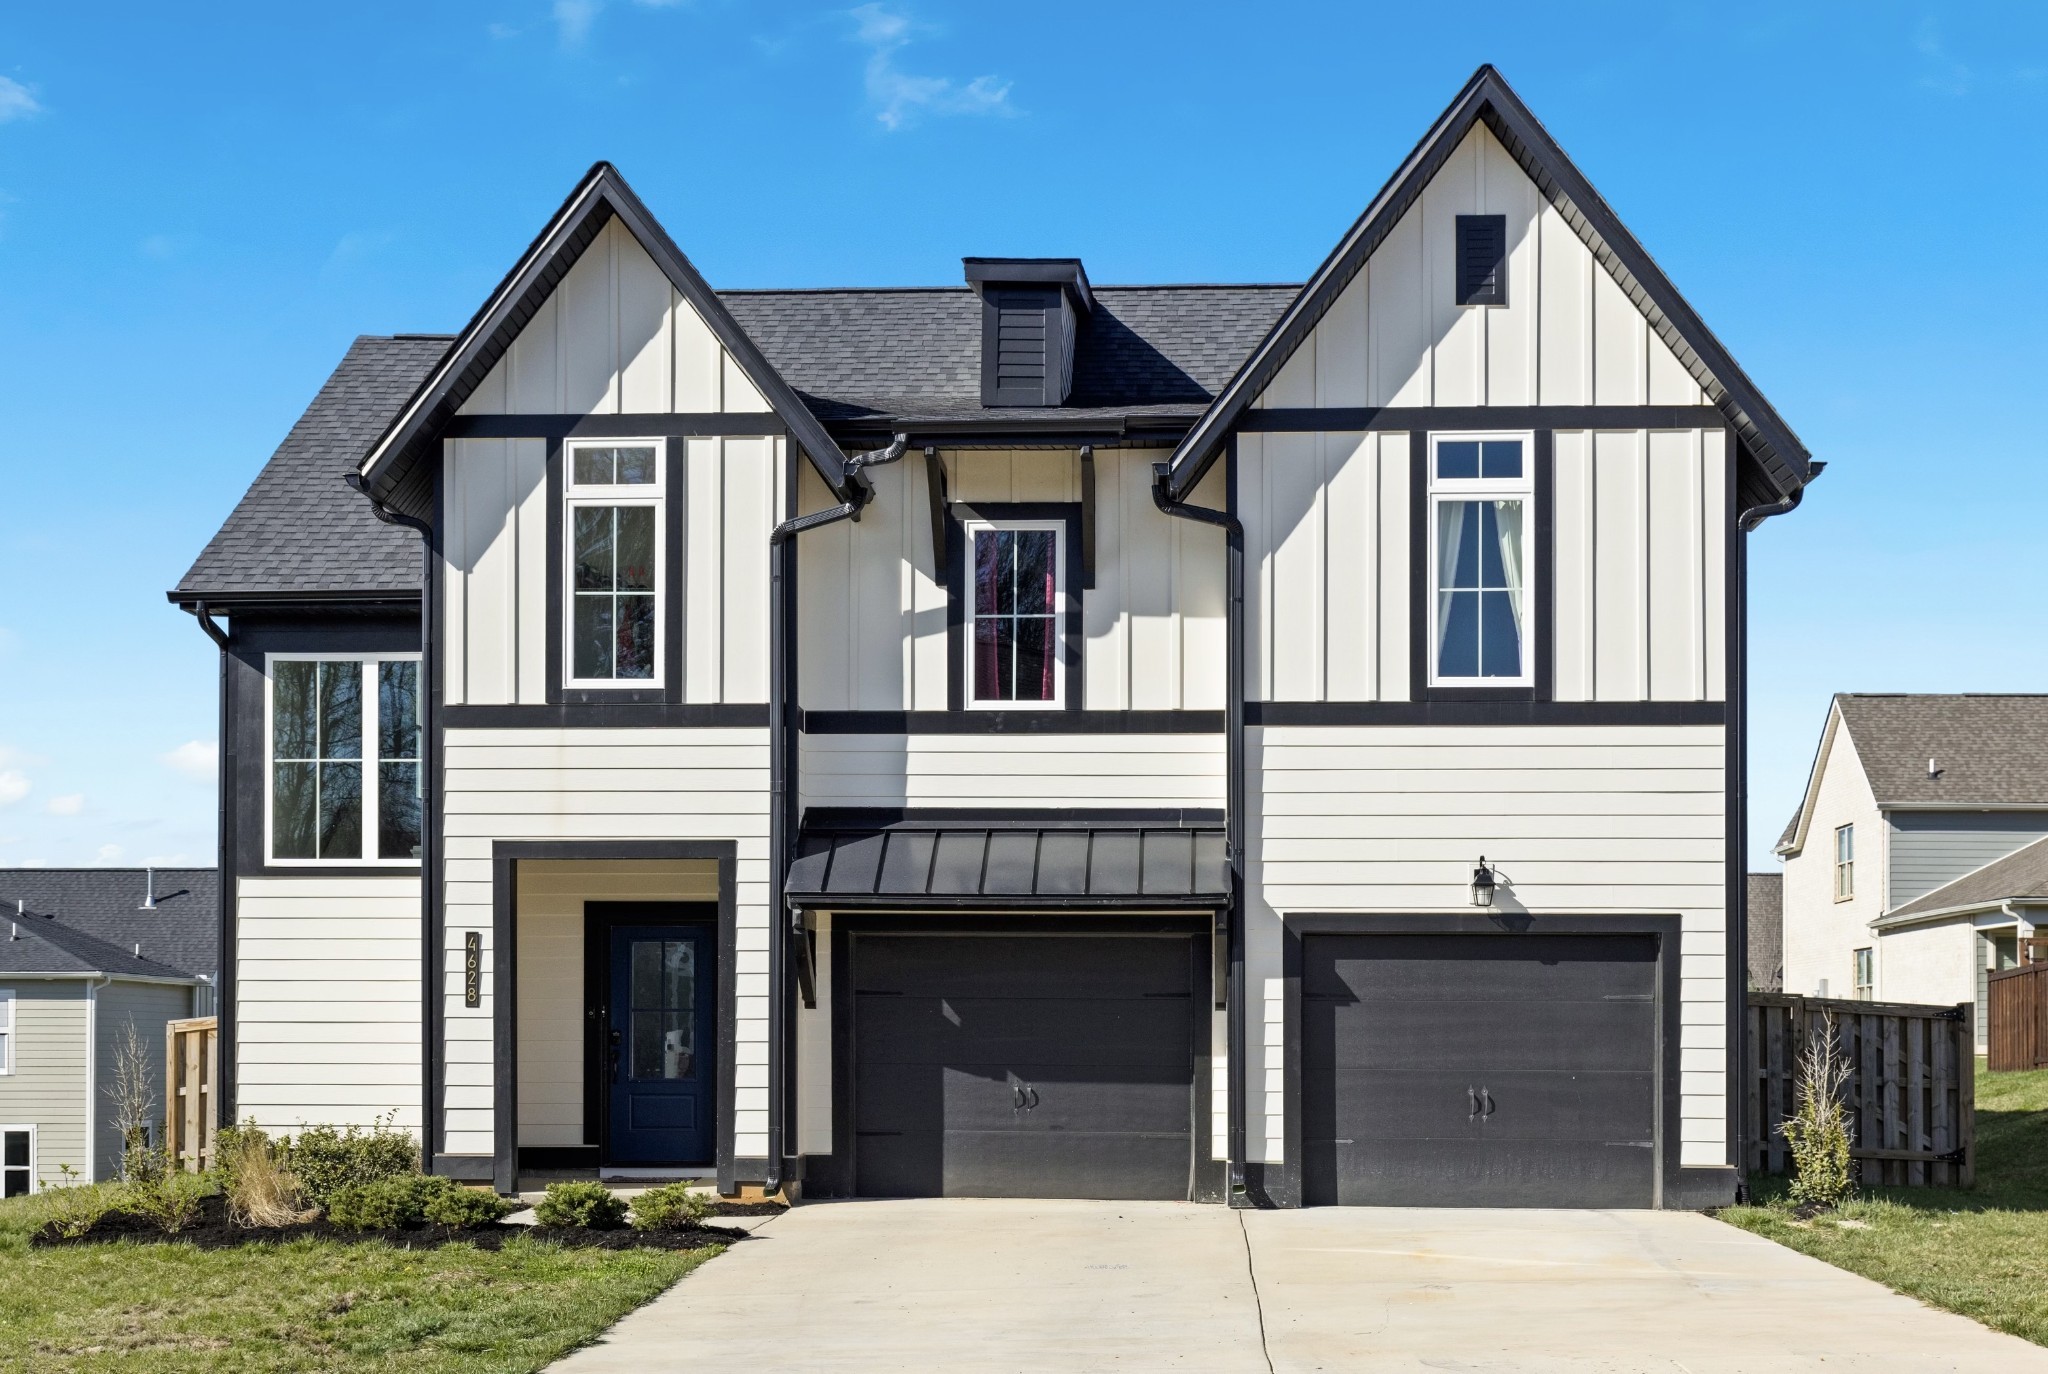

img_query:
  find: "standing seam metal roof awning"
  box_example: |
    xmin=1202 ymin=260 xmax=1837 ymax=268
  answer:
xmin=786 ymin=812 xmax=1229 ymax=908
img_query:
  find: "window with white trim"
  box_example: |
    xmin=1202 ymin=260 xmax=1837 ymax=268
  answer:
xmin=565 ymin=441 xmax=664 ymax=686
xmin=1834 ymin=824 xmax=1854 ymax=900
xmin=0 ymin=989 xmax=12 ymax=1075
xmin=1428 ymin=435 xmax=1532 ymax=685
xmin=1853 ymin=947 xmax=1873 ymax=1000
xmin=268 ymin=655 xmax=421 ymax=863
xmin=1 ymin=1126 xmax=32 ymax=1197
xmin=964 ymin=519 xmax=1064 ymax=706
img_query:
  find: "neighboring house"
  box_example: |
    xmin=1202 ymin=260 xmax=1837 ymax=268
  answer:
xmin=168 ymin=67 xmax=1815 ymax=1210
xmin=1747 ymin=873 xmax=1783 ymax=991
xmin=0 ymin=868 xmax=219 ymax=1192
xmin=1778 ymin=694 xmax=2048 ymax=1046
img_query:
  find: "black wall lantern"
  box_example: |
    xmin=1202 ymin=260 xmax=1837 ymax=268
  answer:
xmin=1470 ymin=857 xmax=1497 ymax=908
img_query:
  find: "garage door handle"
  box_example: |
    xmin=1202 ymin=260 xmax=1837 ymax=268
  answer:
xmin=1481 ymin=1087 xmax=1495 ymax=1117
xmin=1468 ymin=1087 xmax=1481 ymax=1119
xmin=1027 ymin=1087 xmax=1039 ymax=1110
xmin=1014 ymin=1085 xmax=1027 ymax=1109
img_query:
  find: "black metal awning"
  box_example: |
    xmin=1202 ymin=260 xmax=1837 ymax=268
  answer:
xmin=786 ymin=809 xmax=1229 ymax=909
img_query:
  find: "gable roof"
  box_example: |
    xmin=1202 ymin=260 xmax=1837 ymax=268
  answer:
xmin=0 ymin=868 xmax=217 ymax=980
xmin=1162 ymin=65 xmax=1815 ymax=518
xmin=1881 ymin=834 xmax=2048 ymax=924
xmin=1776 ymin=694 xmax=2048 ymax=856
xmin=355 ymin=162 xmax=854 ymax=518
xmin=173 ymin=335 xmax=447 ymax=607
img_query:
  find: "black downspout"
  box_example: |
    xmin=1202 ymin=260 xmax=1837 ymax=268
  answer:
xmin=1152 ymin=458 xmax=1250 ymax=1205
xmin=191 ymin=602 xmax=234 ymax=1116
xmin=345 ymin=473 xmax=438 ymax=1174
xmin=761 ymin=434 xmax=904 ymax=1198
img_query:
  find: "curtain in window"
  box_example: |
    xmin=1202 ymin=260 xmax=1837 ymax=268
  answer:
xmin=1435 ymin=499 xmax=1524 ymax=679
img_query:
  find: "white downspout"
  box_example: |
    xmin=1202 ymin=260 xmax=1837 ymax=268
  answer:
xmin=83 ymin=974 xmax=110 ymax=1182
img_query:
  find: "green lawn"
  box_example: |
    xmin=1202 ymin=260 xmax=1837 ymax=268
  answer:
xmin=1721 ymin=1064 xmax=2048 ymax=1347
xmin=0 ymin=1194 xmax=720 ymax=1373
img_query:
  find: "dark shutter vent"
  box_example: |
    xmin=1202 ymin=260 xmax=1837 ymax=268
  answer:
xmin=1455 ymin=214 xmax=1508 ymax=306
xmin=987 ymin=286 xmax=1059 ymax=407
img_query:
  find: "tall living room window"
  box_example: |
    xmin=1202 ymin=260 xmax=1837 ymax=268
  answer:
xmin=565 ymin=440 xmax=664 ymax=686
xmin=1428 ymin=435 xmax=1532 ymax=686
xmin=269 ymin=656 xmax=422 ymax=863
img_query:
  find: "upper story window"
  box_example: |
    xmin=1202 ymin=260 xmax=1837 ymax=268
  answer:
xmin=1834 ymin=823 xmax=1854 ymax=900
xmin=269 ymin=655 xmax=421 ymax=864
xmin=1429 ymin=435 xmax=1531 ymax=686
xmin=566 ymin=441 xmax=664 ymax=686
xmin=0 ymin=989 xmax=12 ymax=1075
xmin=966 ymin=519 xmax=1064 ymax=707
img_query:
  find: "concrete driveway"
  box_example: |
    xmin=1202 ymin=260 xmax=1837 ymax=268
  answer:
xmin=551 ymin=1199 xmax=2048 ymax=1373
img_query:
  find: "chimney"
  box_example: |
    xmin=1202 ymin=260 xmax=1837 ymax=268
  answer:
xmin=963 ymin=258 xmax=1092 ymax=407
xmin=141 ymin=867 xmax=157 ymax=911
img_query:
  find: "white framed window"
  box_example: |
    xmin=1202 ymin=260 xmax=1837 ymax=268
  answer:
xmin=962 ymin=518 xmax=1065 ymax=708
xmin=0 ymin=989 xmax=12 ymax=1075
xmin=1 ymin=1125 xmax=32 ymax=1197
xmin=1428 ymin=434 xmax=1533 ymax=686
xmin=1853 ymin=947 xmax=1873 ymax=1000
xmin=266 ymin=654 xmax=422 ymax=865
xmin=565 ymin=440 xmax=665 ymax=687
xmin=1834 ymin=824 xmax=1855 ymax=900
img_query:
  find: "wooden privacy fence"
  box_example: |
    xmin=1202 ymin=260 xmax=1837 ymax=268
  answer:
xmin=164 ymin=1016 xmax=217 ymax=1174
xmin=1989 ymin=963 xmax=2048 ymax=1071
xmin=1745 ymin=994 xmax=1974 ymax=1188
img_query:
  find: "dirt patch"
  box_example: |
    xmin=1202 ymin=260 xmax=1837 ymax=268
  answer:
xmin=33 ymin=1194 xmax=748 ymax=1251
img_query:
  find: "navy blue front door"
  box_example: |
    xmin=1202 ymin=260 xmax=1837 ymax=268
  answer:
xmin=606 ymin=924 xmax=714 ymax=1164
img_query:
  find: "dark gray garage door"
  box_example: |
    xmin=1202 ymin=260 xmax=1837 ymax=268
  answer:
xmin=852 ymin=933 xmax=1199 ymax=1199
xmin=1302 ymin=933 xmax=1658 ymax=1208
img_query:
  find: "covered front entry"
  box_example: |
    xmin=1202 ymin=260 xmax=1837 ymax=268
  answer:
xmin=1298 ymin=930 xmax=1662 ymax=1208
xmin=844 ymin=929 xmax=1208 ymax=1200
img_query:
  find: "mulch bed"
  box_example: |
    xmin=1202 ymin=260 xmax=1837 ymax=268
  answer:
xmin=32 ymin=1194 xmax=775 ymax=1251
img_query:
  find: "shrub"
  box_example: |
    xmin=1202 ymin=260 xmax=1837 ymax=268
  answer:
xmin=630 ymin=1182 xmax=711 ymax=1232
xmin=1780 ymin=1018 xmax=1855 ymax=1210
xmin=213 ymin=1120 xmax=311 ymax=1228
xmin=327 ymin=1173 xmax=453 ymax=1231
xmin=37 ymin=1181 xmax=124 ymax=1239
xmin=423 ymin=1185 xmax=516 ymax=1229
xmin=125 ymin=1171 xmax=214 ymax=1233
xmin=533 ymin=1180 xmax=627 ymax=1230
xmin=282 ymin=1115 xmax=419 ymax=1208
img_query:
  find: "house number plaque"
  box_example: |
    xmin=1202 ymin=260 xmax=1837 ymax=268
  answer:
xmin=464 ymin=932 xmax=482 ymax=1008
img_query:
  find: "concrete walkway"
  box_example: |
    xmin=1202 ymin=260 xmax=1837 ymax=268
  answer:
xmin=549 ymin=1199 xmax=2048 ymax=1372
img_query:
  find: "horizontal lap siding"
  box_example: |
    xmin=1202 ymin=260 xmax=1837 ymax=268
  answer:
xmin=0 ymin=984 xmax=86 ymax=1184
xmin=1247 ymin=724 xmax=1729 ymax=1169
xmin=442 ymin=726 xmax=769 ymax=1159
xmin=234 ymin=877 xmax=423 ymax=1137
xmin=799 ymin=734 xmax=1225 ymax=811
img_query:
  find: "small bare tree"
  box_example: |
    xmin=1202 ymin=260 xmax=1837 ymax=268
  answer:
xmin=1779 ymin=1014 xmax=1855 ymax=1209
xmin=103 ymin=1018 xmax=163 ymax=1183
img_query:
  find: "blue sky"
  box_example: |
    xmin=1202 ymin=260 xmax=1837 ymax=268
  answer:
xmin=0 ymin=2 xmax=2042 ymax=869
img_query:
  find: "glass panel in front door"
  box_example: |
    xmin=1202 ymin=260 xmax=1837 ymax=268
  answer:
xmin=628 ymin=939 xmax=696 ymax=1081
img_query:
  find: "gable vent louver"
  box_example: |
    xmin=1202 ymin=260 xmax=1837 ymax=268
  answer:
xmin=963 ymin=258 xmax=1093 ymax=407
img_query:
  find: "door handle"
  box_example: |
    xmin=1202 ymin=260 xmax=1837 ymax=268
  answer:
xmin=1027 ymin=1087 xmax=1039 ymax=1110
xmin=609 ymin=1027 xmax=622 ymax=1084
xmin=1014 ymin=1085 xmax=1026 ymax=1110
xmin=1468 ymin=1087 xmax=1481 ymax=1119
xmin=1481 ymin=1087 xmax=1496 ymax=1118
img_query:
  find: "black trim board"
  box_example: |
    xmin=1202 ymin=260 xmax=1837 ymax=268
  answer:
xmin=1164 ymin=66 xmax=1811 ymax=505
xmin=444 ymin=704 xmax=769 ymax=729
xmin=480 ymin=841 xmax=738 ymax=1196
xmin=816 ymin=914 xmax=1224 ymax=1203
xmin=446 ymin=414 xmax=788 ymax=439
xmin=360 ymin=161 xmax=851 ymax=517
xmin=944 ymin=502 xmax=1086 ymax=714
xmin=1245 ymin=701 xmax=1726 ymax=727
xmin=1272 ymin=913 xmax=1696 ymax=1209
xmin=801 ymin=710 xmax=1221 ymax=735
xmin=1239 ymin=406 xmax=1725 ymax=433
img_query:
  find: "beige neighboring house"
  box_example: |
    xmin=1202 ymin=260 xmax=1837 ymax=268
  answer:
xmin=1777 ymin=695 xmax=2048 ymax=1046
xmin=0 ymin=869 xmax=218 ymax=1193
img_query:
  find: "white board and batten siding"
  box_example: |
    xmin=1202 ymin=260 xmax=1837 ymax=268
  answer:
xmin=233 ymin=876 xmax=423 ymax=1137
xmin=440 ymin=728 xmax=771 ymax=1160
xmin=1247 ymin=725 xmax=1729 ymax=1168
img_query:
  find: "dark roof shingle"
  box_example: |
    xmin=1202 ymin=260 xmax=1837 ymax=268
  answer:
xmin=0 ymin=869 xmax=217 ymax=979
xmin=1838 ymin=695 xmax=2048 ymax=808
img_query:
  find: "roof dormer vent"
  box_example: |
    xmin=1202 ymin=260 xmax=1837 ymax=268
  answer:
xmin=963 ymin=258 xmax=1092 ymax=408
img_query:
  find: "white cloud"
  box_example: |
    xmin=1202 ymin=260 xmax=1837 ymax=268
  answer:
xmin=1915 ymin=18 xmax=1973 ymax=96
xmin=850 ymin=5 xmax=1014 ymax=132
xmin=0 ymin=77 xmax=40 ymax=124
xmin=95 ymin=843 xmax=122 ymax=865
xmin=142 ymin=853 xmax=191 ymax=866
xmin=0 ymin=771 xmax=27 ymax=807
xmin=487 ymin=21 xmax=521 ymax=39
xmin=554 ymin=0 xmax=602 ymax=46
xmin=45 ymin=793 xmax=83 ymax=816
xmin=160 ymin=740 xmax=218 ymax=781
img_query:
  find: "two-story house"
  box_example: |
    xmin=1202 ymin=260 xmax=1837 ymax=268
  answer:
xmin=170 ymin=68 xmax=1814 ymax=1209
xmin=1778 ymin=694 xmax=2048 ymax=1045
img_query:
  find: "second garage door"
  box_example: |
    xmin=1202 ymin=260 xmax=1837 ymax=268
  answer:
xmin=851 ymin=932 xmax=1200 ymax=1199
xmin=1302 ymin=932 xmax=1659 ymax=1208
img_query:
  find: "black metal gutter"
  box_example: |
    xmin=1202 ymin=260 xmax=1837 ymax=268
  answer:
xmin=1150 ymin=457 xmax=1252 ymax=1204
xmin=761 ymin=433 xmax=905 ymax=1198
xmin=345 ymin=472 xmax=439 ymax=1174
xmin=189 ymin=600 xmax=235 ymax=1121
